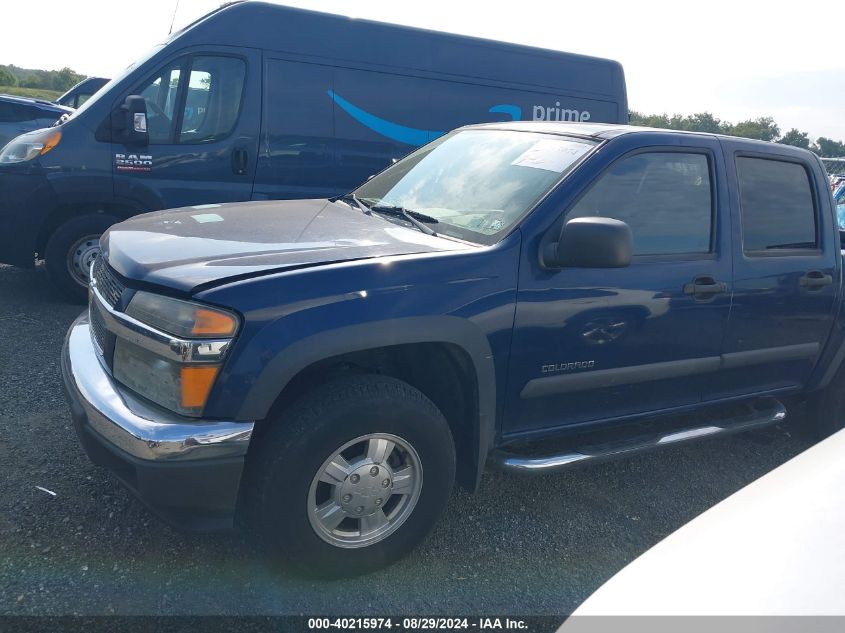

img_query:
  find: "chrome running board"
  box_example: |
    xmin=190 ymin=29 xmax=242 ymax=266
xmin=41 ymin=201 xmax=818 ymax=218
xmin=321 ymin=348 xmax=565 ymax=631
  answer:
xmin=491 ymin=397 xmax=787 ymax=474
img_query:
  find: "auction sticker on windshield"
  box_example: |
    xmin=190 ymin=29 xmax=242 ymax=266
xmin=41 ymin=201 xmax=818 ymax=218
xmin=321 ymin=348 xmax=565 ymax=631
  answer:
xmin=511 ymin=139 xmax=591 ymax=172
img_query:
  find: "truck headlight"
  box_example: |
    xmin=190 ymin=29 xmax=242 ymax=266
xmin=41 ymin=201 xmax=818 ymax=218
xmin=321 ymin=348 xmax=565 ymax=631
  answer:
xmin=0 ymin=128 xmax=61 ymax=164
xmin=113 ymin=339 xmax=221 ymax=416
xmin=125 ymin=292 xmax=239 ymax=338
xmin=111 ymin=292 xmax=240 ymax=416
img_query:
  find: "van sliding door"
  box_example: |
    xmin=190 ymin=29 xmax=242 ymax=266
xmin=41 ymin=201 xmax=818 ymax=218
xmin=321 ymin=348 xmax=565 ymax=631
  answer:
xmin=253 ymin=59 xmax=336 ymax=201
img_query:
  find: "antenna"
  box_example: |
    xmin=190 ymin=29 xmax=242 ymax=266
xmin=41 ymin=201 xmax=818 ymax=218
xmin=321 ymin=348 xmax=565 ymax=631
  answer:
xmin=168 ymin=0 xmax=181 ymax=35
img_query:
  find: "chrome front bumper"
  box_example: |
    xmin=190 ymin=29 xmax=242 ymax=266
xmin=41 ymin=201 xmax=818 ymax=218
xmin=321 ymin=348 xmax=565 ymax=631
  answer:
xmin=62 ymin=312 xmax=253 ymax=462
xmin=61 ymin=312 xmax=255 ymax=530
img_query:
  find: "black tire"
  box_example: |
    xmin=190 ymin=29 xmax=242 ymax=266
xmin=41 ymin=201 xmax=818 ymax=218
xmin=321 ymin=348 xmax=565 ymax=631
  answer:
xmin=808 ymin=366 xmax=845 ymax=440
xmin=44 ymin=214 xmax=118 ymax=302
xmin=244 ymin=374 xmax=455 ymax=578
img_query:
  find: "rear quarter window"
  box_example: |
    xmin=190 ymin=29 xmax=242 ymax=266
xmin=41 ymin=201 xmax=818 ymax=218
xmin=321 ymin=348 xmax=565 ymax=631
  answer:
xmin=737 ymin=156 xmax=817 ymax=253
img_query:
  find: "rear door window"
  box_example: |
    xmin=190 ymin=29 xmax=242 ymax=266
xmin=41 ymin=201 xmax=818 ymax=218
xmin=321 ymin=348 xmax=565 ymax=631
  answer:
xmin=736 ymin=157 xmax=817 ymax=252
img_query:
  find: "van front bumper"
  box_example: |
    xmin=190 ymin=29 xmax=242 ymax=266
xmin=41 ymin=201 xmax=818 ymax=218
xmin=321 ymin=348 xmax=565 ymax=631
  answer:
xmin=61 ymin=312 xmax=254 ymax=531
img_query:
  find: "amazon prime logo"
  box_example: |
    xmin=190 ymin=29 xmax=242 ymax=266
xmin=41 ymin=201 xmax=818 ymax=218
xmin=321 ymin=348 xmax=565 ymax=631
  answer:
xmin=532 ymin=102 xmax=591 ymax=123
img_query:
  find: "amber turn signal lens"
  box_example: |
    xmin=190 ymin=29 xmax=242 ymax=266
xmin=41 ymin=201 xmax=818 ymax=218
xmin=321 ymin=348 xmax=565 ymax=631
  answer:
xmin=191 ymin=308 xmax=237 ymax=336
xmin=40 ymin=130 xmax=61 ymax=155
xmin=180 ymin=365 xmax=220 ymax=409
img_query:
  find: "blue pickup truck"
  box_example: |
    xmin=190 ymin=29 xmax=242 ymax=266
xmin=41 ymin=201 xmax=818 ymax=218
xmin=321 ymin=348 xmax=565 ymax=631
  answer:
xmin=62 ymin=122 xmax=845 ymax=577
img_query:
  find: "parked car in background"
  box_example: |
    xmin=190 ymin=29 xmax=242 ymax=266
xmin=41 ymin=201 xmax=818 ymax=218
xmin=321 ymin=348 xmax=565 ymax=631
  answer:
xmin=0 ymin=94 xmax=71 ymax=148
xmin=63 ymin=122 xmax=845 ymax=577
xmin=55 ymin=77 xmax=109 ymax=109
xmin=565 ymin=427 xmax=845 ymax=616
xmin=834 ymin=183 xmax=845 ymax=229
xmin=0 ymin=1 xmax=627 ymax=299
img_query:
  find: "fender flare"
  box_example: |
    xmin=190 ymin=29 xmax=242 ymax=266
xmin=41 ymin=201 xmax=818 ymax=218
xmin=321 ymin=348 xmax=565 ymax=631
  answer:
xmin=237 ymin=316 xmax=498 ymax=488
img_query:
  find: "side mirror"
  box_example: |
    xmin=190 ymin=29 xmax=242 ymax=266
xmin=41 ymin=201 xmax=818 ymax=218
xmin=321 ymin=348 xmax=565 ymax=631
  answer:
xmin=112 ymin=95 xmax=149 ymax=145
xmin=542 ymin=217 xmax=632 ymax=269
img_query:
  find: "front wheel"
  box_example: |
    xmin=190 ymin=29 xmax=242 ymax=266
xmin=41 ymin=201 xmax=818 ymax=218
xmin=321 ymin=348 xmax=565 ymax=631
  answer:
xmin=45 ymin=214 xmax=118 ymax=302
xmin=245 ymin=375 xmax=456 ymax=577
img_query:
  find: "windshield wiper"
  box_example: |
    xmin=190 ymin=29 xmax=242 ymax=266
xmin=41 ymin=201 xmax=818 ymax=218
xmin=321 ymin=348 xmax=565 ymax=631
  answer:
xmin=370 ymin=205 xmax=438 ymax=236
xmin=332 ymin=192 xmax=371 ymax=215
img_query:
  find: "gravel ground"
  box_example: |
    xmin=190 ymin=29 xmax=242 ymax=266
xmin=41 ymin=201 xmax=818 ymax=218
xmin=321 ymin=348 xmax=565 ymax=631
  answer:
xmin=0 ymin=262 xmax=814 ymax=616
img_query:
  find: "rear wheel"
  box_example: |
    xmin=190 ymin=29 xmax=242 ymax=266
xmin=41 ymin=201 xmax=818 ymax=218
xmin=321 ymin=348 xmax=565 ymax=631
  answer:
xmin=45 ymin=214 xmax=118 ymax=302
xmin=245 ymin=375 xmax=455 ymax=577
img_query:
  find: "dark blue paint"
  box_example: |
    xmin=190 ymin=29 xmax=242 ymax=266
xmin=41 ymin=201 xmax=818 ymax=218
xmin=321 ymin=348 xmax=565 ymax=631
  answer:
xmin=505 ymin=132 xmax=734 ymax=434
xmin=325 ymin=92 xmax=526 ymax=146
xmin=0 ymin=94 xmax=72 ymax=148
xmin=0 ymin=1 xmax=626 ymax=268
xmin=97 ymin=124 xmax=842 ymax=469
xmin=488 ymin=105 xmax=523 ymax=121
xmin=708 ymin=139 xmax=840 ymax=398
xmin=112 ymin=48 xmax=262 ymax=211
xmin=327 ymin=90 xmax=443 ymax=147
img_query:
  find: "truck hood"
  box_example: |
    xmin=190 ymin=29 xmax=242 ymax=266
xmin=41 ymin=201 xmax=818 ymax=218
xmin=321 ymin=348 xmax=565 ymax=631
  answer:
xmin=102 ymin=199 xmax=470 ymax=292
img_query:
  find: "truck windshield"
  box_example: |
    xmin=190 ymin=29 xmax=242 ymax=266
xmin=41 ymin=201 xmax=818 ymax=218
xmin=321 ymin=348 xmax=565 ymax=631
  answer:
xmin=354 ymin=129 xmax=596 ymax=245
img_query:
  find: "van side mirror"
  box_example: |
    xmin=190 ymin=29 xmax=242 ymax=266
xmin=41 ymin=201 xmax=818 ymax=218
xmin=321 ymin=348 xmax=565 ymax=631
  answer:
xmin=542 ymin=217 xmax=632 ymax=269
xmin=113 ymin=95 xmax=149 ymax=145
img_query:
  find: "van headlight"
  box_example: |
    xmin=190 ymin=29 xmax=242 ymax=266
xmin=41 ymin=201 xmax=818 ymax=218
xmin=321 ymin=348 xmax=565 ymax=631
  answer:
xmin=0 ymin=129 xmax=62 ymax=164
xmin=112 ymin=292 xmax=240 ymax=416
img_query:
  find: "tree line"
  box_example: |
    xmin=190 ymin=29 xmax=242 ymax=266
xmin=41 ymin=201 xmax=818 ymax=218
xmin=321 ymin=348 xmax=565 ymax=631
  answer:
xmin=0 ymin=64 xmax=84 ymax=94
xmin=630 ymin=111 xmax=845 ymax=158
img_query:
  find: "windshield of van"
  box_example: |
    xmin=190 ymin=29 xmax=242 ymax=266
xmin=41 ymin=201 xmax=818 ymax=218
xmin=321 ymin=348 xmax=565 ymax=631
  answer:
xmin=65 ymin=44 xmax=165 ymax=121
xmin=354 ymin=129 xmax=596 ymax=245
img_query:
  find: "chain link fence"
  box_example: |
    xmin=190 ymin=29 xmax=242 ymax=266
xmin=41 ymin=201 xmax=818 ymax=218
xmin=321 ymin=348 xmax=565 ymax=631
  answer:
xmin=821 ymin=158 xmax=845 ymax=196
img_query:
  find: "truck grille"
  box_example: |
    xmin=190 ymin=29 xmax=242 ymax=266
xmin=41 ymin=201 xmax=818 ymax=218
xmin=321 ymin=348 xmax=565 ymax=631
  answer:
xmin=91 ymin=257 xmax=125 ymax=308
xmin=89 ymin=301 xmax=109 ymax=353
xmin=88 ymin=257 xmax=120 ymax=367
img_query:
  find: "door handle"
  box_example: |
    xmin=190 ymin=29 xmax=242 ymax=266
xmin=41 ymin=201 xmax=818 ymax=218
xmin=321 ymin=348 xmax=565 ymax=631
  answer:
xmin=683 ymin=276 xmax=727 ymax=300
xmin=800 ymin=270 xmax=833 ymax=290
xmin=231 ymin=148 xmax=249 ymax=175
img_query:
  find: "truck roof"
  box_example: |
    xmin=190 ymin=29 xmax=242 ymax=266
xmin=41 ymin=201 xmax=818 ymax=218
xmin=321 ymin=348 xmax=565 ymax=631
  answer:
xmin=466 ymin=121 xmax=817 ymax=157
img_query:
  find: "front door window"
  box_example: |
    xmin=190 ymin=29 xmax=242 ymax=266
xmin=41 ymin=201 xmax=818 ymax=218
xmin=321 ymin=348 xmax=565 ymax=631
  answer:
xmin=131 ymin=55 xmax=245 ymax=145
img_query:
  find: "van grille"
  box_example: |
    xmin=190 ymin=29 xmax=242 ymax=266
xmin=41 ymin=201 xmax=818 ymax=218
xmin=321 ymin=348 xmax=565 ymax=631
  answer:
xmin=91 ymin=257 xmax=125 ymax=308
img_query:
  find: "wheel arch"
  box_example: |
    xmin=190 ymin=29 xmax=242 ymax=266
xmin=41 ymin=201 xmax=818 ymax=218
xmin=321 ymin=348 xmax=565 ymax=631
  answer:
xmin=36 ymin=200 xmax=146 ymax=257
xmin=239 ymin=317 xmax=498 ymax=491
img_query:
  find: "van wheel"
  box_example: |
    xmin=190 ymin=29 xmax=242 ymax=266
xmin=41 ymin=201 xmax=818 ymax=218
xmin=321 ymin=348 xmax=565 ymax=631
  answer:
xmin=45 ymin=214 xmax=118 ymax=302
xmin=245 ymin=375 xmax=455 ymax=578
xmin=808 ymin=365 xmax=845 ymax=440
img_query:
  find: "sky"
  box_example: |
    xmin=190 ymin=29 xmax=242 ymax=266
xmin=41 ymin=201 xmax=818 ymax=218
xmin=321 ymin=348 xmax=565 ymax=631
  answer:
xmin=1 ymin=0 xmax=842 ymax=140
